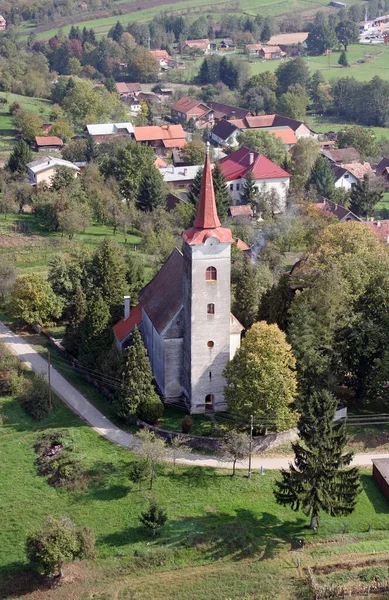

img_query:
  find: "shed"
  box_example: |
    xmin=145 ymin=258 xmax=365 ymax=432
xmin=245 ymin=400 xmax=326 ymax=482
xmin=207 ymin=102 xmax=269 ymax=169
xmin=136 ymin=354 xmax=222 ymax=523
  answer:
xmin=372 ymin=458 xmax=389 ymax=500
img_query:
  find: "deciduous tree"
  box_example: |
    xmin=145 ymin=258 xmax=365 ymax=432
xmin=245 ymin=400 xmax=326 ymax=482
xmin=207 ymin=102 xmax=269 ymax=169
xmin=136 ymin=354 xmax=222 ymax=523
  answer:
xmin=9 ymin=274 xmax=63 ymax=325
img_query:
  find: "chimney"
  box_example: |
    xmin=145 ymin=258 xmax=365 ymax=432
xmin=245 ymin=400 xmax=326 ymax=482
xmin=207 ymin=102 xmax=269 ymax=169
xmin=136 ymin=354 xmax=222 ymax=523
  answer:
xmin=183 ymin=168 xmax=187 ymax=176
xmin=124 ymin=296 xmax=131 ymax=320
xmin=387 ymin=234 xmax=389 ymax=244
xmin=249 ymin=152 xmax=254 ymax=165
xmin=377 ymin=220 xmax=381 ymax=227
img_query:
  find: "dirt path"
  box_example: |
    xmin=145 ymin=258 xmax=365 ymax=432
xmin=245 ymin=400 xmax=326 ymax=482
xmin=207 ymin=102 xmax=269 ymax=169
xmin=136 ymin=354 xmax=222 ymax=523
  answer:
xmin=0 ymin=321 xmax=385 ymax=470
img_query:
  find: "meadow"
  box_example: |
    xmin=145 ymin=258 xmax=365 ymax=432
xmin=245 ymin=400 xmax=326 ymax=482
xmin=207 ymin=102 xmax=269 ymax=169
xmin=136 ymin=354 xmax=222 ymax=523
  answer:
xmin=2 ymin=383 xmax=389 ymax=600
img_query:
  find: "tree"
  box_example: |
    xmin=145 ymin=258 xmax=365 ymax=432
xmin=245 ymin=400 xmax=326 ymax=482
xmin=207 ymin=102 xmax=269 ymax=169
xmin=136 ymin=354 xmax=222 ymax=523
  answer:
xmin=109 ymin=21 xmax=124 ymax=42
xmin=243 ymin=85 xmax=277 ymax=115
xmin=338 ymin=50 xmax=349 ymax=67
xmin=232 ymin=255 xmax=272 ymax=329
xmin=89 ymin=239 xmax=128 ymax=321
xmin=240 ymin=170 xmax=259 ymax=207
xmin=139 ymin=500 xmax=167 ymax=536
xmin=169 ymin=435 xmax=191 ymax=474
xmin=274 ymin=390 xmax=360 ymax=530
xmin=78 ymin=294 xmax=114 ymax=368
xmin=219 ymin=430 xmax=250 ymax=475
xmin=306 ymin=24 xmax=337 ymax=55
xmin=0 ymin=261 xmax=16 ymax=298
xmin=50 ymin=119 xmax=74 ymax=143
xmin=224 ymin=321 xmax=298 ymax=431
xmin=21 ymin=373 xmax=51 ymax=420
xmin=136 ymin=428 xmax=167 ymax=489
xmin=26 ymin=516 xmax=96 ymax=578
xmin=307 ymin=155 xmax=335 ymax=199
xmin=51 ymin=165 xmax=76 ymax=191
xmin=277 ymin=85 xmax=308 ymax=121
xmin=58 ymin=202 xmax=91 ymax=239
xmin=0 ymin=194 xmax=18 ymax=219
xmin=136 ymin=167 xmax=166 ymax=211
xmin=129 ymin=460 xmax=151 ymax=490
xmin=336 ymin=19 xmax=359 ymax=50
xmin=127 ymin=47 xmax=160 ymax=82
xmin=181 ymin=139 xmax=206 ymax=165
xmin=260 ymin=22 xmax=272 ymax=43
xmin=237 ymin=130 xmax=287 ymax=165
xmin=349 ymin=175 xmax=383 ymax=217
xmin=8 ymin=139 xmax=32 ymax=173
xmin=337 ymin=126 xmax=378 ymax=158
xmin=275 ymin=57 xmax=310 ymax=95
xmin=115 ymin=328 xmax=162 ymax=422
xmin=291 ymin=138 xmax=320 ymax=190
xmin=212 ymin=163 xmax=231 ymax=220
xmin=9 ymin=274 xmax=63 ymax=325
xmin=187 ymin=167 xmax=203 ymax=206
xmin=13 ymin=108 xmax=43 ymax=143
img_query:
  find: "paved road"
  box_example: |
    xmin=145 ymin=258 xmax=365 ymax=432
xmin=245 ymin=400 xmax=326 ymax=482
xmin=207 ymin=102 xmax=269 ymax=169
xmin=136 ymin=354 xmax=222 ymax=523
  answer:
xmin=0 ymin=322 xmax=386 ymax=470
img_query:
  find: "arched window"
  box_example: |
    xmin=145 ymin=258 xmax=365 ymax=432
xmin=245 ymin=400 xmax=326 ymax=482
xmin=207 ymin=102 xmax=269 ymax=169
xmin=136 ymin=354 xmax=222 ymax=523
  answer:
xmin=206 ymin=266 xmax=217 ymax=281
xmin=207 ymin=303 xmax=215 ymax=315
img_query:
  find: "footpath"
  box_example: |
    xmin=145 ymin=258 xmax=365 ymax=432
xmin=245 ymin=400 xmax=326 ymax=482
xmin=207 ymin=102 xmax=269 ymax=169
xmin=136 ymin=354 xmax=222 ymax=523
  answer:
xmin=0 ymin=321 xmax=387 ymax=470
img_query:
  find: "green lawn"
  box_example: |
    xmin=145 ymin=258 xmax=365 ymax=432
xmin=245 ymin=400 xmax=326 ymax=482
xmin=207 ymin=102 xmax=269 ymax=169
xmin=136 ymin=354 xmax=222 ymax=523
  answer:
xmin=2 ymin=384 xmax=389 ymax=599
xmin=0 ymin=92 xmax=52 ymax=157
xmin=305 ymin=115 xmax=389 ymax=140
xmin=0 ymin=214 xmax=144 ymax=276
xmin=375 ymin=192 xmax=389 ymax=220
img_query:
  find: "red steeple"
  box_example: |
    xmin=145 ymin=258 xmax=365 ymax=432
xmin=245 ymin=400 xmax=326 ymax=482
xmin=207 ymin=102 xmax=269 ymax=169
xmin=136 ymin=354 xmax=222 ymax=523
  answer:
xmin=183 ymin=144 xmax=234 ymax=246
xmin=193 ymin=144 xmax=221 ymax=229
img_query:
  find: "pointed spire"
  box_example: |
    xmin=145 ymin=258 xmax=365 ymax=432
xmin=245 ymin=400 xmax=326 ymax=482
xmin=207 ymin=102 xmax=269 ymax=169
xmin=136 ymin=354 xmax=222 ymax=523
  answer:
xmin=193 ymin=143 xmax=221 ymax=230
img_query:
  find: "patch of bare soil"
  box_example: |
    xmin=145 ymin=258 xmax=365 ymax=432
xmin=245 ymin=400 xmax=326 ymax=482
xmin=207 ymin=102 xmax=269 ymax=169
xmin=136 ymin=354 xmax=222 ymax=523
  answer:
xmin=0 ymin=234 xmax=46 ymax=249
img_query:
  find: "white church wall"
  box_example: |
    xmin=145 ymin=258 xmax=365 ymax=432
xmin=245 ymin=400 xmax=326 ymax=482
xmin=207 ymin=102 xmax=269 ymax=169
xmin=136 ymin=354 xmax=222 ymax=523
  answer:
xmin=164 ymin=338 xmax=183 ymax=399
xmin=229 ymin=332 xmax=241 ymax=360
xmin=142 ymin=311 xmax=165 ymax=396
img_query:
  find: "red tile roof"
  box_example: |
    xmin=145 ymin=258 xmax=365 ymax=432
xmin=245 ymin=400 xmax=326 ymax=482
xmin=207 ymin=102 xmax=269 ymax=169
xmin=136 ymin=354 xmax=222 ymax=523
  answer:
xmin=236 ymin=239 xmax=250 ymax=251
xmin=113 ymin=303 xmax=142 ymax=342
xmin=366 ymin=220 xmax=389 ymax=243
xmin=229 ymin=205 xmax=253 ymax=217
xmin=134 ymin=124 xmax=185 ymax=143
xmin=246 ymin=43 xmax=263 ymax=51
xmin=219 ymin=146 xmax=291 ymax=182
xmin=171 ymin=96 xmax=209 ymax=115
xmin=35 ymin=136 xmax=63 ymax=147
xmin=244 ymin=115 xmax=276 ymax=128
xmin=154 ymin=156 xmax=168 ymax=168
xmin=150 ymin=49 xmax=170 ymax=60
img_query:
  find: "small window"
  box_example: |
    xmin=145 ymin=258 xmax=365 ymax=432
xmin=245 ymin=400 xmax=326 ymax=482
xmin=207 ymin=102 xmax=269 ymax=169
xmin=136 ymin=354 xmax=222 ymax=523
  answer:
xmin=236 ymin=183 xmax=240 ymax=191
xmin=344 ymin=174 xmax=349 ymax=179
xmin=207 ymin=303 xmax=215 ymax=315
xmin=207 ymin=340 xmax=214 ymax=348
xmin=206 ymin=266 xmax=217 ymax=281
xmin=229 ymin=183 xmax=234 ymax=191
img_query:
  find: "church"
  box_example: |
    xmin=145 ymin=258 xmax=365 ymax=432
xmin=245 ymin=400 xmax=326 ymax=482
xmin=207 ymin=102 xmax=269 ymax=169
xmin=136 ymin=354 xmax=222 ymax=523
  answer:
xmin=113 ymin=147 xmax=243 ymax=413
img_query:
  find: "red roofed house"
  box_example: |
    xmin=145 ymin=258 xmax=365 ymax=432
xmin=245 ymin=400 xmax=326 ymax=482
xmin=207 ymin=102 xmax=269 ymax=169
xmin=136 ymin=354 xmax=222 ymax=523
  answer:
xmin=219 ymin=146 xmax=291 ymax=211
xmin=112 ymin=146 xmax=243 ymax=413
xmin=259 ymin=45 xmax=285 ymax=59
xmin=171 ymin=97 xmax=214 ymax=127
xmin=184 ymin=38 xmax=211 ymax=53
xmin=150 ymin=49 xmax=171 ymax=68
xmin=0 ymin=15 xmax=6 ymax=30
xmin=115 ymin=82 xmax=142 ymax=98
xmin=35 ymin=136 xmax=64 ymax=152
xmin=228 ymin=205 xmax=253 ymax=218
xmin=133 ymin=124 xmax=186 ymax=155
xmin=366 ymin=220 xmax=389 ymax=244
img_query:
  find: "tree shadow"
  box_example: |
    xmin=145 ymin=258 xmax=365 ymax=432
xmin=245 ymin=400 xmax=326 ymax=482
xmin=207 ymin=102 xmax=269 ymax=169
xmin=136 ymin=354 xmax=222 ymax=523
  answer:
xmin=0 ymin=564 xmax=54 ymax=599
xmin=361 ymin=474 xmax=389 ymax=515
xmin=172 ymin=466 xmax=219 ymax=488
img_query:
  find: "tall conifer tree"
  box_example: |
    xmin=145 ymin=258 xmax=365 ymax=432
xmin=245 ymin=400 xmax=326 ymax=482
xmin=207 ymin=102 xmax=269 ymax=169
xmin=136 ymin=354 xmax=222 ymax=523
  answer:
xmin=274 ymin=390 xmax=360 ymax=530
xmin=307 ymin=155 xmax=336 ymax=199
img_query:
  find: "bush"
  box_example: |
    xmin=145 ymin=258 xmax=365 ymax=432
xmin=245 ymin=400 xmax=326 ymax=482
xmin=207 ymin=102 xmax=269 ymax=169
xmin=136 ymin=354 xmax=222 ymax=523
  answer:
xmin=129 ymin=460 xmax=151 ymax=488
xmin=50 ymin=453 xmax=87 ymax=490
xmin=9 ymin=101 xmax=21 ymax=115
xmin=0 ymin=346 xmax=26 ymax=396
xmin=132 ymin=546 xmax=174 ymax=569
xmin=21 ymin=373 xmax=51 ymax=420
xmin=137 ymin=397 xmax=164 ymax=425
xmin=181 ymin=415 xmax=192 ymax=434
xmin=139 ymin=500 xmax=167 ymax=536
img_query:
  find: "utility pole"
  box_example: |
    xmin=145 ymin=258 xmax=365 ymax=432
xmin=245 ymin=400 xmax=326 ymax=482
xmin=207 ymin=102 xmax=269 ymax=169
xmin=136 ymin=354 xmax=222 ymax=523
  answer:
xmin=48 ymin=350 xmax=52 ymax=411
xmin=248 ymin=414 xmax=253 ymax=479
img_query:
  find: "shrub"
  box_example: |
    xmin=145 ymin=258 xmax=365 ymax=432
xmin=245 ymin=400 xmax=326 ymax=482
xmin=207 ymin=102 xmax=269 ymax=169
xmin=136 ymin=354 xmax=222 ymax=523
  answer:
xmin=50 ymin=453 xmax=87 ymax=490
xmin=181 ymin=415 xmax=192 ymax=434
xmin=21 ymin=373 xmax=51 ymax=420
xmin=132 ymin=546 xmax=174 ymax=569
xmin=9 ymin=101 xmax=21 ymax=115
xmin=139 ymin=500 xmax=167 ymax=536
xmin=137 ymin=397 xmax=164 ymax=425
xmin=129 ymin=460 xmax=151 ymax=489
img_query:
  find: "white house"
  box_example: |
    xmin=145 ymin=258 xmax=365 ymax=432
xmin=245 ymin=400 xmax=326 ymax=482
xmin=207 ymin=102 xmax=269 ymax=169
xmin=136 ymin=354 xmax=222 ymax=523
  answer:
xmin=219 ymin=146 xmax=291 ymax=209
xmin=330 ymin=164 xmax=359 ymax=190
xmin=158 ymin=164 xmax=204 ymax=189
xmin=26 ymin=156 xmax=80 ymax=186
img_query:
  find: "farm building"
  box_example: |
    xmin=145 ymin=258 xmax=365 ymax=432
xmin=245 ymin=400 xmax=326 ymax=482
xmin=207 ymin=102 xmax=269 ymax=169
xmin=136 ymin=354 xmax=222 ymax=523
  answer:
xmin=372 ymin=459 xmax=389 ymax=500
xmin=35 ymin=136 xmax=64 ymax=152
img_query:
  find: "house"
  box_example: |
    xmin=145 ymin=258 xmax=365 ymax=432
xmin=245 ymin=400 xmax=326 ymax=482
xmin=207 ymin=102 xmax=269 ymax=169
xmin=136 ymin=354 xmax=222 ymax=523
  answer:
xmin=184 ymin=38 xmax=211 ymax=53
xmin=225 ymin=114 xmax=314 ymax=139
xmin=259 ymin=126 xmax=297 ymax=148
xmin=317 ymin=199 xmax=361 ymax=222
xmin=208 ymin=101 xmax=250 ymax=122
xmin=259 ymin=46 xmax=285 ymax=59
xmin=228 ymin=205 xmax=253 ymax=218
xmin=115 ymin=82 xmax=142 ymax=98
xmin=236 ymin=239 xmax=252 ymax=256
xmin=366 ymin=219 xmax=389 ymax=243
xmin=330 ymin=165 xmax=359 ymax=190
xmin=322 ymin=147 xmax=361 ymax=164
xmin=211 ymin=119 xmax=240 ymax=147
xmin=158 ymin=164 xmax=203 ymax=189
xmin=150 ymin=49 xmax=171 ymax=67
xmin=35 ymin=136 xmax=64 ymax=152
xmin=219 ymin=38 xmax=236 ymax=51
xmin=342 ymin=162 xmax=375 ymax=181
xmin=85 ymin=122 xmax=134 ymax=143
xmin=166 ymin=190 xmax=189 ymax=211
xmin=372 ymin=459 xmax=389 ymax=501
xmin=113 ymin=147 xmax=243 ymax=413
xmin=27 ymin=156 xmax=80 ymax=186
xmin=0 ymin=15 xmax=6 ymax=30
xmin=376 ymin=157 xmax=389 ymax=176
xmin=133 ymin=124 xmax=186 ymax=155
xmin=219 ymin=146 xmax=291 ymax=208
xmin=113 ymin=300 xmax=142 ymax=350
xmin=245 ymin=43 xmax=263 ymax=56
xmin=171 ymin=97 xmax=214 ymax=127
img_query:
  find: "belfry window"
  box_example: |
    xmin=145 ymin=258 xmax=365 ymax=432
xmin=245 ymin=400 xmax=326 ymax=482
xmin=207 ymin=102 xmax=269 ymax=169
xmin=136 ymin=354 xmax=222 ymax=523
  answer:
xmin=206 ymin=266 xmax=217 ymax=281
xmin=207 ymin=303 xmax=215 ymax=315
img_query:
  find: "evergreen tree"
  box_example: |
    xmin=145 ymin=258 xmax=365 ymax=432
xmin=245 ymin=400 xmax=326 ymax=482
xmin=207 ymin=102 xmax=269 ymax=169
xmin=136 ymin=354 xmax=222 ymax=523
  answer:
xmin=307 ymin=155 xmax=336 ymax=199
xmin=78 ymin=294 xmax=114 ymax=368
xmin=198 ymin=58 xmax=210 ymax=84
xmin=136 ymin=167 xmax=166 ymax=212
xmin=63 ymin=284 xmax=87 ymax=357
xmin=349 ymin=175 xmax=383 ymax=217
xmin=338 ymin=50 xmax=349 ymax=67
xmin=232 ymin=255 xmax=272 ymax=329
xmin=110 ymin=21 xmax=124 ymax=42
xmin=85 ymin=135 xmax=98 ymax=162
xmin=240 ymin=171 xmax=259 ymax=208
xmin=274 ymin=390 xmax=360 ymax=530
xmin=212 ymin=163 xmax=231 ymax=220
xmin=89 ymin=239 xmax=128 ymax=322
xmin=139 ymin=500 xmax=167 ymax=536
xmin=187 ymin=167 xmax=203 ymax=206
xmin=260 ymin=23 xmax=272 ymax=43
xmin=8 ymin=140 xmax=32 ymax=173
xmin=115 ymin=328 xmax=162 ymax=421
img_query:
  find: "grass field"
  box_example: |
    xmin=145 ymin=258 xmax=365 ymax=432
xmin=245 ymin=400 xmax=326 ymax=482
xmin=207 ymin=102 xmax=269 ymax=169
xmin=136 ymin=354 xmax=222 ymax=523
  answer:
xmin=2 ymin=383 xmax=389 ymax=599
xmin=0 ymin=92 xmax=52 ymax=157
xmin=0 ymin=214 xmax=144 ymax=276
xmin=305 ymin=115 xmax=389 ymax=140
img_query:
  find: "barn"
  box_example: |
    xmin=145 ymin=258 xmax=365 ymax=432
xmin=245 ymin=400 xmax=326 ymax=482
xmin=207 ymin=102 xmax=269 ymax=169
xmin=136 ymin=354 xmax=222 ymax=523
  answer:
xmin=372 ymin=458 xmax=389 ymax=500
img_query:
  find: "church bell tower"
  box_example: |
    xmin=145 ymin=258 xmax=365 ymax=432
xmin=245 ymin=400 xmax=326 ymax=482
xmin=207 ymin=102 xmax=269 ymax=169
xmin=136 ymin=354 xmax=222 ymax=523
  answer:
xmin=182 ymin=145 xmax=235 ymax=413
